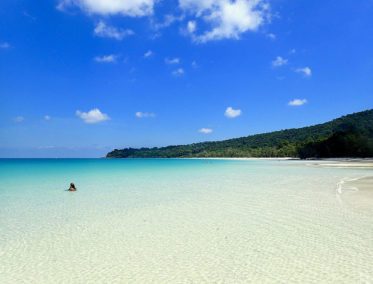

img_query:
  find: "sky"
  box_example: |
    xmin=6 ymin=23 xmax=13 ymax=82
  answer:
xmin=0 ymin=0 xmax=373 ymax=158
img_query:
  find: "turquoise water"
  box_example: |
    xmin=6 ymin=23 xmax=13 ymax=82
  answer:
xmin=1 ymin=159 xmax=373 ymax=283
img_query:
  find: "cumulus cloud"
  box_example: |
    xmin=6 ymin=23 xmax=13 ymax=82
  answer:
xmin=57 ymin=0 xmax=155 ymax=17
xmin=180 ymin=0 xmax=269 ymax=43
xmin=172 ymin=68 xmax=185 ymax=76
xmin=14 ymin=116 xmax=24 ymax=123
xmin=295 ymin=67 xmax=312 ymax=77
xmin=44 ymin=115 xmax=51 ymax=121
xmin=94 ymin=54 xmax=118 ymax=63
xmin=272 ymin=56 xmax=287 ymax=67
xmin=187 ymin=20 xmax=197 ymax=33
xmin=135 ymin=111 xmax=155 ymax=118
xmin=199 ymin=127 xmax=213 ymax=134
xmin=0 ymin=42 xmax=10 ymax=49
xmin=224 ymin=107 xmax=242 ymax=118
xmin=165 ymin=57 xmax=180 ymax=64
xmin=288 ymin=99 xmax=307 ymax=106
xmin=144 ymin=50 xmax=153 ymax=58
xmin=76 ymin=108 xmax=110 ymax=124
xmin=57 ymin=0 xmax=270 ymax=43
xmin=94 ymin=21 xmax=134 ymax=40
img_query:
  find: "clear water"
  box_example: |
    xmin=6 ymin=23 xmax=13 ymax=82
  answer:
xmin=0 ymin=159 xmax=372 ymax=283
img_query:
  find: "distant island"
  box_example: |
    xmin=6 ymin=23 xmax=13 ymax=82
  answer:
xmin=107 ymin=109 xmax=373 ymax=159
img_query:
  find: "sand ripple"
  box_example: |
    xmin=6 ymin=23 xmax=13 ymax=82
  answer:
xmin=1 ymin=159 xmax=373 ymax=283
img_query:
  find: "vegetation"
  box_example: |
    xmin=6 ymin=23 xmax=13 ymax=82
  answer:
xmin=107 ymin=109 xmax=373 ymax=159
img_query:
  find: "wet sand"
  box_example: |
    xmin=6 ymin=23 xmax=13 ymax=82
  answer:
xmin=304 ymin=159 xmax=373 ymax=168
xmin=338 ymin=176 xmax=373 ymax=211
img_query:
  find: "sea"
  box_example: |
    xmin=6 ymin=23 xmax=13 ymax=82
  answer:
xmin=0 ymin=158 xmax=372 ymax=283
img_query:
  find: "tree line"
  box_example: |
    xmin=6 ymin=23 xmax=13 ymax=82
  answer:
xmin=107 ymin=109 xmax=373 ymax=159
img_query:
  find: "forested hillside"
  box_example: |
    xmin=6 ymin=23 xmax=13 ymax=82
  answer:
xmin=107 ymin=109 xmax=373 ymax=159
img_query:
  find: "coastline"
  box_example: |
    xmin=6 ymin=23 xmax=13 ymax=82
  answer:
xmin=337 ymin=176 xmax=373 ymax=211
xmin=306 ymin=159 xmax=373 ymax=168
xmin=184 ymin=157 xmax=373 ymax=168
xmin=1 ymin=157 xmax=373 ymax=282
xmin=184 ymin=157 xmax=296 ymax=161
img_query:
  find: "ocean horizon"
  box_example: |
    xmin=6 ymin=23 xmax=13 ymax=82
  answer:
xmin=1 ymin=159 xmax=372 ymax=282
xmin=3 ymin=1 xmax=373 ymax=282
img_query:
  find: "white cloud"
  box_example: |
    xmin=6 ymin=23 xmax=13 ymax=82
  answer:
xmin=272 ymin=56 xmax=288 ymax=67
xmin=94 ymin=54 xmax=118 ymax=63
xmin=172 ymin=68 xmax=185 ymax=76
xmin=165 ymin=57 xmax=180 ymax=64
xmin=0 ymin=42 xmax=10 ymax=49
xmin=224 ymin=106 xmax=242 ymax=118
xmin=76 ymin=108 xmax=110 ymax=124
xmin=94 ymin=21 xmax=134 ymax=40
xmin=199 ymin=127 xmax=213 ymax=134
xmin=57 ymin=0 xmax=155 ymax=17
xmin=288 ymin=99 xmax=307 ymax=106
xmin=266 ymin=33 xmax=276 ymax=40
xmin=180 ymin=0 xmax=269 ymax=43
xmin=135 ymin=111 xmax=155 ymax=118
xmin=191 ymin=60 xmax=198 ymax=68
xmin=44 ymin=115 xmax=51 ymax=121
xmin=151 ymin=14 xmax=184 ymax=30
xmin=295 ymin=67 xmax=312 ymax=77
xmin=144 ymin=50 xmax=153 ymax=58
xmin=187 ymin=20 xmax=197 ymax=33
xmin=14 ymin=116 xmax=24 ymax=123
xmin=57 ymin=0 xmax=269 ymax=43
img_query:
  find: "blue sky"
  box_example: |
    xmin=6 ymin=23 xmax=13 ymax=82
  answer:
xmin=1 ymin=0 xmax=373 ymax=157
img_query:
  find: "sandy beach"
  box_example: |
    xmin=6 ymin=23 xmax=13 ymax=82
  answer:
xmin=337 ymin=176 xmax=373 ymax=210
xmin=188 ymin=157 xmax=373 ymax=168
xmin=305 ymin=159 xmax=373 ymax=168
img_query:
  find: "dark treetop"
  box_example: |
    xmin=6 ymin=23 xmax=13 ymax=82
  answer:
xmin=107 ymin=109 xmax=373 ymax=159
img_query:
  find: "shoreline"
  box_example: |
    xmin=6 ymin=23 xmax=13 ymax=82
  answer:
xmin=1 ymin=157 xmax=373 ymax=282
xmin=184 ymin=157 xmax=296 ymax=161
xmin=185 ymin=157 xmax=373 ymax=167
xmin=337 ymin=176 xmax=373 ymax=210
xmin=305 ymin=159 xmax=373 ymax=168
xmin=2 ymin=157 xmax=373 ymax=168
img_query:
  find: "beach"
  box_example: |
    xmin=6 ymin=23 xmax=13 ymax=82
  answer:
xmin=0 ymin=159 xmax=372 ymax=283
xmin=305 ymin=158 xmax=373 ymax=169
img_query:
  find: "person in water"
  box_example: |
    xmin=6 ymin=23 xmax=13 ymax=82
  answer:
xmin=68 ymin=182 xmax=77 ymax=191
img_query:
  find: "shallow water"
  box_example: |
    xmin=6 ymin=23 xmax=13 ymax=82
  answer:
xmin=0 ymin=159 xmax=372 ymax=283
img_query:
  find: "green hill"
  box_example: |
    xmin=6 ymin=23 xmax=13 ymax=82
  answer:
xmin=107 ymin=109 xmax=373 ymax=159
